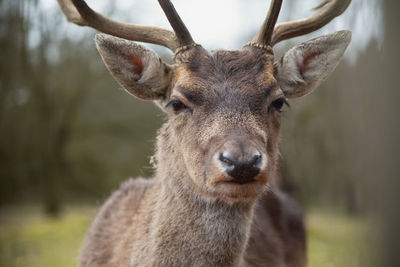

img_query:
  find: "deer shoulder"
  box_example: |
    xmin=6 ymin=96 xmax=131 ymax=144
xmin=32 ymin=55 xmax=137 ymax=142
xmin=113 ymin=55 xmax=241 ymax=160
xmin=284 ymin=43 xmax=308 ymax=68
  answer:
xmin=79 ymin=178 xmax=154 ymax=266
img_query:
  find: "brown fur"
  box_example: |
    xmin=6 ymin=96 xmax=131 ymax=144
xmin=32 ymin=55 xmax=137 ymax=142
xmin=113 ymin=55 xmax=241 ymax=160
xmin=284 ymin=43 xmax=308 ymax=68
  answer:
xmin=79 ymin=45 xmax=307 ymax=267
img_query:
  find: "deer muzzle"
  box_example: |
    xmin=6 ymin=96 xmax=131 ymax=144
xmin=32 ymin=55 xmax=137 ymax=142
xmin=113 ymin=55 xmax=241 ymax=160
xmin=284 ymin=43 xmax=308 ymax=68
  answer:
xmin=214 ymin=138 xmax=267 ymax=185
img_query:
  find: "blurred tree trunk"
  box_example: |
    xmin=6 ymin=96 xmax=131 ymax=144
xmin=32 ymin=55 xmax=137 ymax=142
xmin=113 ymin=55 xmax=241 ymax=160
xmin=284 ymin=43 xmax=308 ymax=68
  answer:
xmin=377 ymin=0 xmax=400 ymax=266
xmin=0 ymin=0 xmax=87 ymax=216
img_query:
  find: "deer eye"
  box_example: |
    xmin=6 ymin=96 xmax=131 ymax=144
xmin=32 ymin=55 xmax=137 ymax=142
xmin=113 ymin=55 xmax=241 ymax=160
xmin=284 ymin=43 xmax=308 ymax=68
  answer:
xmin=166 ymin=99 xmax=188 ymax=113
xmin=270 ymin=98 xmax=289 ymax=113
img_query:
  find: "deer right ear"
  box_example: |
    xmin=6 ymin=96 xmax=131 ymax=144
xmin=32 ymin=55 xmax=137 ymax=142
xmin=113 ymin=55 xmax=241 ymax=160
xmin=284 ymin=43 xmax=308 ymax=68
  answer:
xmin=275 ymin=31 xmax=351 ymax=98
xmin=95 ymin=34 xmax=171 ymax=100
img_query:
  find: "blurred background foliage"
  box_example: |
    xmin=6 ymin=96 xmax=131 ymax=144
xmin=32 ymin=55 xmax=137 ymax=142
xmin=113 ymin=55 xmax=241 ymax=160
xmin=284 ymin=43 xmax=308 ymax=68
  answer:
xmin=0 ymin=0 xmax=163 ymax=213
xmin=0 ymin=0 xmax=399 ymax=266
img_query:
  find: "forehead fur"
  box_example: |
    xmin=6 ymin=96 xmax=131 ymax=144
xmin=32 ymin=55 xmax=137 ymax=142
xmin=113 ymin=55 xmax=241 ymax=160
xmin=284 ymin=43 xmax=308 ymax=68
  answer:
xmin=171 ymin=47 xmax=278 ymax=109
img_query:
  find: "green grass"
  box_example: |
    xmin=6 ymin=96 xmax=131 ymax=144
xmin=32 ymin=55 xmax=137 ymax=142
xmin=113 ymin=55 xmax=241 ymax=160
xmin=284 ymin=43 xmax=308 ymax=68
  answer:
xmin=306 ymin=209 xmax=375 ymax=267
xmin=0 ymin=205 xmax=94 ymax=267
xmin=0 ymin=205 xmax=373 ymax=267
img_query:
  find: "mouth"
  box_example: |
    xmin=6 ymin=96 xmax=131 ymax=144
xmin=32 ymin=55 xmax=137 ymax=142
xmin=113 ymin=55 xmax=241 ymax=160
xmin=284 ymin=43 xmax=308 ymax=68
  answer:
xmin=209 ymin=177 xmax=266 ymax=201
xmin=211 ymin=172 xmax=267 ymax=187
xmin=208 ymin=169 xmax=268 ymax=185
xmin=224 ymin=178 xmax=257 ymax=185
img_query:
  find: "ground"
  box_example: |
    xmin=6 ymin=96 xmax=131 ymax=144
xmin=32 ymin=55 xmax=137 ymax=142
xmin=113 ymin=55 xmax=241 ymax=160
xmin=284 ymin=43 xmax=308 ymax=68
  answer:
xmin=0 ymin=205 xmax=374 ymax=267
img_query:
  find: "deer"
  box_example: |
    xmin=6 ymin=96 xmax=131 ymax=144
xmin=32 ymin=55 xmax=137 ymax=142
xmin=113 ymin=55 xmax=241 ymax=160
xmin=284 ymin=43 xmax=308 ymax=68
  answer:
xmin=58 ymin=0 xmax=351 ymax=266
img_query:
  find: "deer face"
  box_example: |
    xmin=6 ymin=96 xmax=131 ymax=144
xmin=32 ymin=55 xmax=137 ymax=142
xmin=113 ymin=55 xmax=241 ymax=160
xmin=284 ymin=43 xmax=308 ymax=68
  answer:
xmin=165 ymin=47 xmax=281 ymax=201
xmin=95 ymin=30 xmax=350 ymax=202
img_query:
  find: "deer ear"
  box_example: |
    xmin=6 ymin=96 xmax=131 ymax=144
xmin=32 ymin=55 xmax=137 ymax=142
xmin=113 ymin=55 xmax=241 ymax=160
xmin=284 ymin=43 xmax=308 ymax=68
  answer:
xmin=276 ymin=30 xmax=351 ymax=98
xmin=95 ymin=34 xmax=171 ymax=100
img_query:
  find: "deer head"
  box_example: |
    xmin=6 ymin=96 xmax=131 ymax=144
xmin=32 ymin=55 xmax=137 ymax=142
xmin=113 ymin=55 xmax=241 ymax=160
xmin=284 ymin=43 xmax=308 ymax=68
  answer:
xmin=59 ymin=0 xmax=351 ymax=203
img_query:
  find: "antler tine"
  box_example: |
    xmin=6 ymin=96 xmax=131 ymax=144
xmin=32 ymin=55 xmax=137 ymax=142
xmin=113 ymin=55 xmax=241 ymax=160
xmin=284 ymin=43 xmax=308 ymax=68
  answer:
xmin=271 ymin=0 xmax=351 ymax=46
xmin=158 ymin=0 xmax=196 ymax=47
xmin=252 ymin=0 xmax=283 ymax=45
xmin=57 ymin=0 xmax=196 ymax=52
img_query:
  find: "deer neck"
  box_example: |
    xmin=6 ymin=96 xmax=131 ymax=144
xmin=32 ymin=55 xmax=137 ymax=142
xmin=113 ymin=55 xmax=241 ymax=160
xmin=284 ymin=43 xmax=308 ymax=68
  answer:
xmin=147 ymin=123 xmax=255 ymax=266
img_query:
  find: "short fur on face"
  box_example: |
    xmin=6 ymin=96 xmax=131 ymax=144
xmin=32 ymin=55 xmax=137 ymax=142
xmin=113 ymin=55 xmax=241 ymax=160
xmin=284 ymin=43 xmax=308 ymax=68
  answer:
xmin=161 ymin=46 xmax=282 ymax=203
xmin=95 ymin=31 xmax=351 ymax=203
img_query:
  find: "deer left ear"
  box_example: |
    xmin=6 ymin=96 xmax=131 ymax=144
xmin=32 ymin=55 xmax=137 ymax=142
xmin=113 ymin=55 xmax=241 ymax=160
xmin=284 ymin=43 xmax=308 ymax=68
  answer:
xmin=276 ymin=30 xmax=351 ymax=98
xmin=95 ymin=34 xmax=172 ymax=100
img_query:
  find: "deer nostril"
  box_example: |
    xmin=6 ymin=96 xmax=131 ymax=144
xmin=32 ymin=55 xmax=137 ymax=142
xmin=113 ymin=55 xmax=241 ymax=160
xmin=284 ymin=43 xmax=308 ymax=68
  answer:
xmin=218 ymin=151 xmax=263 ymax=183
xmin=249 ymin=153 xmax=262 ymax=166
xmin=219 ymin=152 xmax=235 ymax=166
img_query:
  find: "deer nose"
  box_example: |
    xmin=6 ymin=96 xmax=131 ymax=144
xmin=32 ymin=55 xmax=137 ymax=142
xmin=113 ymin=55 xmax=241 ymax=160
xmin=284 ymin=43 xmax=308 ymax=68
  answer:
xmin=218 ymin=151 xmax=262 ymax=184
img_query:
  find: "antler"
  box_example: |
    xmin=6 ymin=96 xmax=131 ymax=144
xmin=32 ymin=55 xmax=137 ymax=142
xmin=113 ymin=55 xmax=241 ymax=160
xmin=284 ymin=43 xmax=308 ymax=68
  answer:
xmin=271 ymin=0 xmax=351 ymax=46
xmin=252 ymin=0 xmax=283 ymax=45
xmin=57 ymin=0 xmax=196 ymax=52
xmin=251 ymin=0 xmax=351 ymax=47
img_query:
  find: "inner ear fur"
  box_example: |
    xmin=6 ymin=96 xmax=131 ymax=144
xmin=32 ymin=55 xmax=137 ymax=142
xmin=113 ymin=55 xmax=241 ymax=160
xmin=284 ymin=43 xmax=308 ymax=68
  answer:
xmin=95 ymin=34 xmax=172 ymax=100
xmin=276 ymin=30 xmax=351 ymax=98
